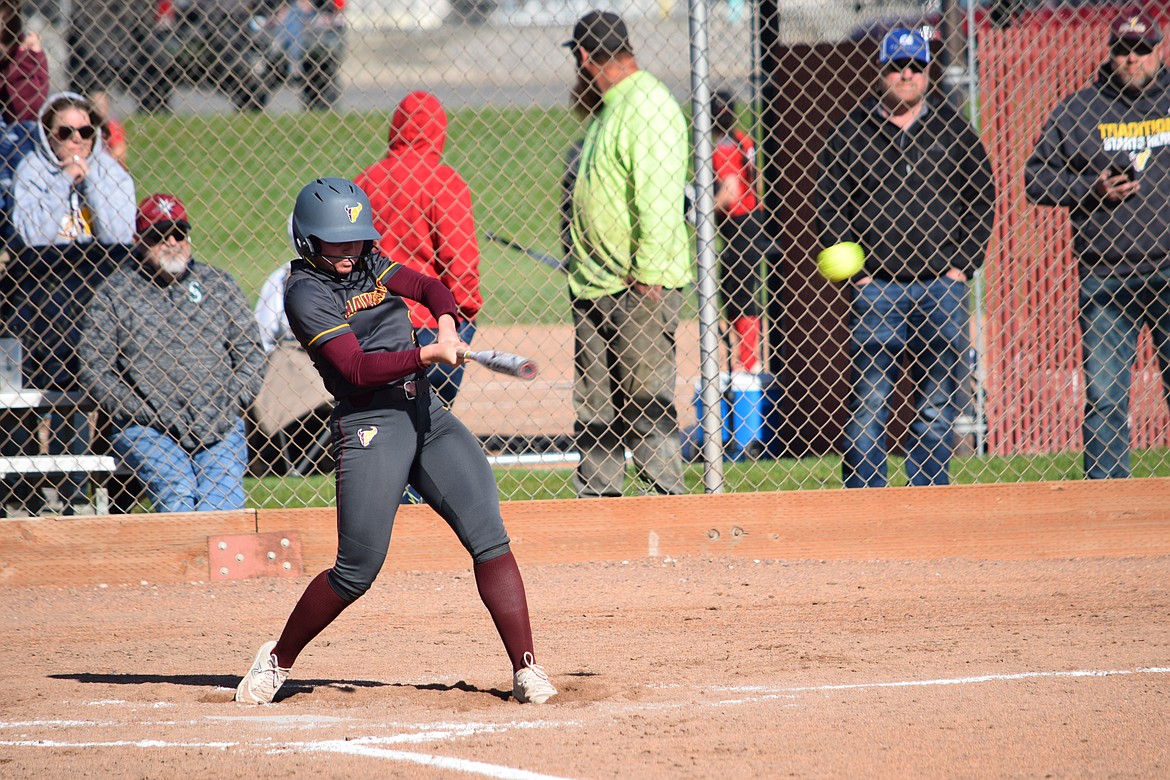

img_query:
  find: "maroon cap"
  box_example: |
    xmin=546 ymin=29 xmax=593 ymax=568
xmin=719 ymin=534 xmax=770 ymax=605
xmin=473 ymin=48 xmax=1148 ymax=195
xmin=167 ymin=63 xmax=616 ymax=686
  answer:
xmin=1110 ymin=12 xmax=1163 ymax=45
xmin=136 ymin=193 xmax=190 ymax=235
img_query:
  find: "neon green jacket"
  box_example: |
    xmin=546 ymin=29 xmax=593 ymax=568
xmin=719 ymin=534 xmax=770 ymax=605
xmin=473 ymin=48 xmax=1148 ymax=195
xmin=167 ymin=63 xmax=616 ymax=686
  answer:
xmin=569 ymin=70 xmax=692 ymax=300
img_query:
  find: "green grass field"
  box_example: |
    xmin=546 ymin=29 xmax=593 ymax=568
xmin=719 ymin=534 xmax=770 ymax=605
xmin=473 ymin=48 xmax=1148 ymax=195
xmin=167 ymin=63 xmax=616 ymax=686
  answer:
xmin=238 ymin=447 xmax=1170 ymax=509
xmin=127 ymin=107 xmax=587 ymax=324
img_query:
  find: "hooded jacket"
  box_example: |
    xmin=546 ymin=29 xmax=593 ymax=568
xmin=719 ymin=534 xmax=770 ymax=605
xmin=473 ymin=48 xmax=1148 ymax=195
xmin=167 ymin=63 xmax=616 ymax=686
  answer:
xmin=817 ymin=96 xmax=996 ymax=281
xmin=1025 ymin=64 xmax=1170 ymax=276
xmin=11 ymin=91 xmax=136 ymax=247
xmin=354 ymin=90 xmax=482 ymax=329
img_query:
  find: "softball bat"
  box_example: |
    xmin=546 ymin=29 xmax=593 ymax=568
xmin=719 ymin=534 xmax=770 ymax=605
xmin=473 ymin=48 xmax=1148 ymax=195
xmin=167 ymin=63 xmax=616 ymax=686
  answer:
xmin=464 ymin=350 xmax=538 ymax=380
xmin=483 ymin=231 xmax=568 ymax=273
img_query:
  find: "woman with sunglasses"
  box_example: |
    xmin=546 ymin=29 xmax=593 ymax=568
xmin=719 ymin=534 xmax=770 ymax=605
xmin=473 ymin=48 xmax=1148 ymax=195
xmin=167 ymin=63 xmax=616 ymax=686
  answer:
xmin=2 ymin=91 xmax=135 ymax=516
xmin=11 ymin=91 xmax=135 ymax=248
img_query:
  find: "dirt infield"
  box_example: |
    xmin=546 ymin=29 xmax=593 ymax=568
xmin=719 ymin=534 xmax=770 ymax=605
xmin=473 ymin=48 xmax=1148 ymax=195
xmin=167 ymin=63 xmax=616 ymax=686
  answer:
xmin=2 ymin=553 xmax=1168 ymax=777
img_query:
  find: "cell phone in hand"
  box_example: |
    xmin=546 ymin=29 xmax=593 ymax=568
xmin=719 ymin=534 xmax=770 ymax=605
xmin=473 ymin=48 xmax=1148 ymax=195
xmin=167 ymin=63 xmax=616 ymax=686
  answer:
xmin=1110 ymin=161 xmax=1136 ymax=181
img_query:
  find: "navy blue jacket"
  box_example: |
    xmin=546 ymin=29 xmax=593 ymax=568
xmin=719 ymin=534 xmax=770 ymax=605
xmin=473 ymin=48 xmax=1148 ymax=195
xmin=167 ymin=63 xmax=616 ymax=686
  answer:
xmin=1025 ymin=65 xmax=1170 ymax=276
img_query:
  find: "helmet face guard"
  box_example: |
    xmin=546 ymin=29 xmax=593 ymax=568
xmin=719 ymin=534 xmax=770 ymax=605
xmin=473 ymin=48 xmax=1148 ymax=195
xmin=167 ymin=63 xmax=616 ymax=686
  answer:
xmin=291 ymin=178 xmax=382 ymax=274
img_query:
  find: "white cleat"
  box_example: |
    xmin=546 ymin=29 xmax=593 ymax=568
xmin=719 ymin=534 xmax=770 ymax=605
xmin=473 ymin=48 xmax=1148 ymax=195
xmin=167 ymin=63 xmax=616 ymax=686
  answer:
xmin=512 ymin=651 xmax=557 ymax=704
xmin=235 ymin=640 xmax=289 ymax=704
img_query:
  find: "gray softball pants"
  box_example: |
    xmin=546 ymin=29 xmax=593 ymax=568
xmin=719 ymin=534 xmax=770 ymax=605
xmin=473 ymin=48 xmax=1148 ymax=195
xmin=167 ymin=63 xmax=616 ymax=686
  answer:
xmin=325 ymin=390 xmax=510 ymax=602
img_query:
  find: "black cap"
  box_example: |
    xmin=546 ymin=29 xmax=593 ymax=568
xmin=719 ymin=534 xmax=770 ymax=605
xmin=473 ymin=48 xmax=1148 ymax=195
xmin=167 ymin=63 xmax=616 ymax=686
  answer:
xmin=563 ymin=10 xmax=632 ymax=56
xmin=711 ymin=88 xmax=736 ymax=113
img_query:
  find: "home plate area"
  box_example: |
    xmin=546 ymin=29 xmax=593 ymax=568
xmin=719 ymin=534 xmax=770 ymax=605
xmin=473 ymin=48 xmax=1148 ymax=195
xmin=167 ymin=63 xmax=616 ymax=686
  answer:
xmin=2 ymin=554 xmax=1169 ymax=777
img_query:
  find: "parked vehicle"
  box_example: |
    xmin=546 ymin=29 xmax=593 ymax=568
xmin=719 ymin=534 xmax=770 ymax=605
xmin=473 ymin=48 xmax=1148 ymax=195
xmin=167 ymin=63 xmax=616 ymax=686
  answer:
xmin=135 ymin=1 xmax=271 ymax=112
xmin=136 ymin=0 xmax=346 ymax=113
xmin=261 ymin=0 xmax=347 ymax=111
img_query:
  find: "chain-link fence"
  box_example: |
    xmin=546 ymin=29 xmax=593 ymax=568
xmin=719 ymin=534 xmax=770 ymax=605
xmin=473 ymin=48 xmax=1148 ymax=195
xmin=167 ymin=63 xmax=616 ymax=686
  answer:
xmin=0 ymin=0 xmax=1166 ymax=515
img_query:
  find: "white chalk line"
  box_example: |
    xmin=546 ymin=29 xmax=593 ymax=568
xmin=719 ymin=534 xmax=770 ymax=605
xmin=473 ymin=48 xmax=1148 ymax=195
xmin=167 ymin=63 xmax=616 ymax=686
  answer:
xmin=306 ymin=740 xmax=574 ymax=780
xmin=690 ymin=665 xmax=1170 ymax=696
xmin=3 ymin=666 xmax=1168 ymax=779
xmin=0 ymin=738 xmax=236 ymax=749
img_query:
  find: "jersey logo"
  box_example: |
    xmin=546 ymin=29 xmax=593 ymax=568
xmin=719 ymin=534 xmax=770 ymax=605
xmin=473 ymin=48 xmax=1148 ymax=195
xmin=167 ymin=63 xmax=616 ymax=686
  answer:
xmin=345 ymin=203 xmax=363 ymax=223
xmin=1134 ymin=147 xmax=1152 ymax=173
xmin=357 ymin=426 xmax=378 ymax=447
xmin=344 ymin=279 xmax=387 ymax=318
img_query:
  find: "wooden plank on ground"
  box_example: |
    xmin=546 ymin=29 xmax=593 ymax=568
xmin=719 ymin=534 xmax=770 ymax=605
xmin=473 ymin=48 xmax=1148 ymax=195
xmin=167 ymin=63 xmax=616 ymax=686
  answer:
xmin=0 ymin=511 xmax=257 ymax=587
xmin=258 ymin=479 xmax=1170 ymax=574
xmin=2 ymin=481 xmax=1169 ymax=588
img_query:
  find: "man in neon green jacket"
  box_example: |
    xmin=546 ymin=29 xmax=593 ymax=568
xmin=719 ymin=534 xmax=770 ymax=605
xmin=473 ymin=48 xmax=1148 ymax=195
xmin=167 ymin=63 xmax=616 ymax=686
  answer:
xmin=565 ymin=10 xmax=691 ymax=497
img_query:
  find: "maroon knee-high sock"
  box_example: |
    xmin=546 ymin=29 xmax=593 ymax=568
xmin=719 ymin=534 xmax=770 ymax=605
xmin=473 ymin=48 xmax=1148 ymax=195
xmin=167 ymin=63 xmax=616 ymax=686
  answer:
xmin=474 ymin=551 xmax=535 ymax=671
xmin=272 ymin=569 xmax=351 ymax=669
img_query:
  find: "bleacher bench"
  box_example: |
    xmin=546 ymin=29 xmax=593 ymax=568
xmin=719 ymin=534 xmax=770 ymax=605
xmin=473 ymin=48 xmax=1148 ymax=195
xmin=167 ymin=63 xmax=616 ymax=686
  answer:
xmin=0 ymin=455 xmax=118 ymax=515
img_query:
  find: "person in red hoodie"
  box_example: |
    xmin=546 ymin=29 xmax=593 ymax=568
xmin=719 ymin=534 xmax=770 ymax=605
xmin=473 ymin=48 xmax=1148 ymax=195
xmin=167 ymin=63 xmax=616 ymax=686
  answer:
xmin=355 ymin=90 xmax=483 ymax=409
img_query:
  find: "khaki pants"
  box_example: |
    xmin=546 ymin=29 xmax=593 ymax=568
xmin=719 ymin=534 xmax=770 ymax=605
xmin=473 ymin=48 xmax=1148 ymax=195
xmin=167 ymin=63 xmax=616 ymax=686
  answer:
xmin=571 ymin=287 xmax=686 ymax=497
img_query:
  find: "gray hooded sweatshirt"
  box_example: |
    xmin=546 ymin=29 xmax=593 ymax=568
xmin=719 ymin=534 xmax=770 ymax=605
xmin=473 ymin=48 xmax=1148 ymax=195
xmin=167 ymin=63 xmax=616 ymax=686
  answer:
xmin=11 ymin=90 xmax=136 ymax=246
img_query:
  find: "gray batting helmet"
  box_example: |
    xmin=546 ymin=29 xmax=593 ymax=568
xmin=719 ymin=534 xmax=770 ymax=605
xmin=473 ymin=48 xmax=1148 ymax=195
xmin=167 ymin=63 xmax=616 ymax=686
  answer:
xmin=290 ymin=177 xmax=381 ymax=272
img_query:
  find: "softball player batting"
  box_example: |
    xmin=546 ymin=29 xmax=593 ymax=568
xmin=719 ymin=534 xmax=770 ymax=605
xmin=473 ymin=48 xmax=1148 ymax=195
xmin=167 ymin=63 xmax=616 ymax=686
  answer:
xmin=235 ymin=178 xmax=556 ymax=705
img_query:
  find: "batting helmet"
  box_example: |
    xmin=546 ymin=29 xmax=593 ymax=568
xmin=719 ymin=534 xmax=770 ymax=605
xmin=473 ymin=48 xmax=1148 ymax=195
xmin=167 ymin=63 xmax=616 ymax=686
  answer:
xmin=290 ymin=177 xmax=381 ymax=274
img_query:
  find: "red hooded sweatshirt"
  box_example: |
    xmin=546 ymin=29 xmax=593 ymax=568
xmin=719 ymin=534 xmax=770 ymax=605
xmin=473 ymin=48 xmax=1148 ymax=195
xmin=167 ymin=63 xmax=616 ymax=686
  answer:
xmin=355 ymin=90 xmax=482 ymax=329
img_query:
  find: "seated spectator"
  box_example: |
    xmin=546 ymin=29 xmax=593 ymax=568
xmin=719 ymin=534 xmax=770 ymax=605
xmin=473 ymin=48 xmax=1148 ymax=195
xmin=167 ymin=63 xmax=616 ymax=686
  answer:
xmin=255 ymin=259 xmax=294 ymax=355
xmin=2 ymin=91 xmax=134 ymax=515
xmin=0 ymin=0 xmax=49 ymax=243
xmin=8 ymin=91 xmax=135 ymax=390
xmin=11 ymin=91 xmax=135 ymax=251
xmin=78 ymin=194 xmax=267 ymax=513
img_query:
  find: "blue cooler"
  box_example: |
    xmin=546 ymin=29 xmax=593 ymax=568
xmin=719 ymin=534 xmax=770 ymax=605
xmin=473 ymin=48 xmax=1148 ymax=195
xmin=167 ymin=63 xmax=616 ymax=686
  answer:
xmin=728 ymin=371 xmax=771 ymax=459
xmin=691 ymin=372 xmax=772 ymax=459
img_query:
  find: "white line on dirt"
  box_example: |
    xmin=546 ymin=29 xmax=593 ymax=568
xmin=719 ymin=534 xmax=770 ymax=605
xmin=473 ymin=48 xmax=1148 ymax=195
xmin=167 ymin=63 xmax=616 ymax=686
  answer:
xmin=700 ymin=665 xmax=1170 ymax=694
xmin=0 ymin=739 xmax=236 ymax=749
xmin=306 ymin=740 xmax=575 ymax=780
xmin=3 ymin=666 xmax=1167 ymax=779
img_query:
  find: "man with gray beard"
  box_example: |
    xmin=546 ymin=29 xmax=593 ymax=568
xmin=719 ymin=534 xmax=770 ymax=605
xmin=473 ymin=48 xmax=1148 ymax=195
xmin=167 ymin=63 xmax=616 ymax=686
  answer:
xmin=78 ymin=193 xmax=267 ymax=512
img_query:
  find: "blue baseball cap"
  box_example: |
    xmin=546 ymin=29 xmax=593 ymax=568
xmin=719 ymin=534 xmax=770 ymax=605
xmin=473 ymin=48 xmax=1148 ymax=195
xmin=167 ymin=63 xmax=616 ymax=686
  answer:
xmin=880 ymin=27 xmax=931 ymax=65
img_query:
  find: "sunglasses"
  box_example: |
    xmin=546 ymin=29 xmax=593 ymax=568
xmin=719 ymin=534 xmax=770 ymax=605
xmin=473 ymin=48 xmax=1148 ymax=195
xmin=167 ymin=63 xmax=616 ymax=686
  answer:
xmin=53 ymin=124 xmax=96 ymax=142
xmin=141 ymin=222 xmax=190 ymax=246
xmin=884 ymin=58 xmax=929 ymax=74
xmin=1112 ymin=41 xmax=1156 ymax=57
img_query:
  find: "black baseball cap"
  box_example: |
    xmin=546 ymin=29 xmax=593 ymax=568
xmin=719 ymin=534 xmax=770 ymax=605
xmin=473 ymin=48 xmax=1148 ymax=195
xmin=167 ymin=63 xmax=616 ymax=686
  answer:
xmin=563 ymin=10 xmax=632 ymax=56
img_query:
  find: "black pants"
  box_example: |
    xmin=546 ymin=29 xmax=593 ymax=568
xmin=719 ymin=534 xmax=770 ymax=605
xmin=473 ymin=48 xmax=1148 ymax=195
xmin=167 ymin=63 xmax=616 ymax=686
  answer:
xmin=326 ymin=391 xmax=510 ymax=602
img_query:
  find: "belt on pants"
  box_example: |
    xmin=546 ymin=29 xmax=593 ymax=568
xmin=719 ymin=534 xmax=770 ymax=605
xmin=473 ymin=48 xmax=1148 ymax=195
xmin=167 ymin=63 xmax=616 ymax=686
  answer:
xmin=347 ymin=376 xmax=430 ymax=407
